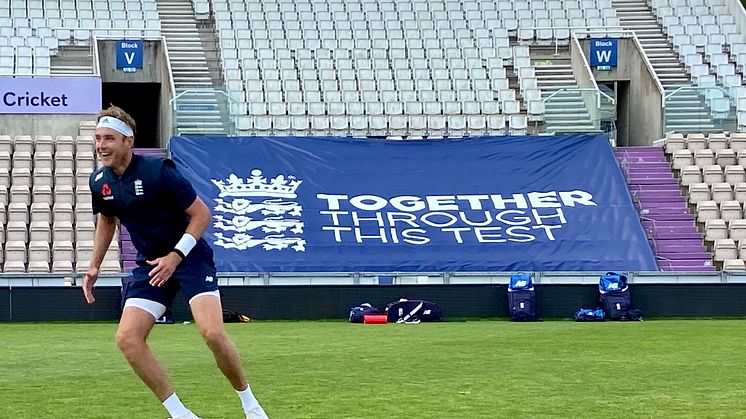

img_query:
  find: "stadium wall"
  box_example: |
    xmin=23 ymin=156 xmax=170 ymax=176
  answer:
xmin=581 ymin=38 xmax=663 ymax=145
xmin=0 ymin=114 xmax=96 ymax=138
xmin=2 ymin=284 xmax=746 ymax=321
xmin=97 ymin=39 xmax=174 ymax=145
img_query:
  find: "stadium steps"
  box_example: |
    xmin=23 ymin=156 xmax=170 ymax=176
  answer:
xmin=156 ymin=0 xmax=231 ymax=135
xmin=663 ymin=91 xmax=718 ymax=133
xmin=533 ymin=56 xmax=597 ymax=133
xmin=612 ymin=0 xmax=722 ymax=135
xmin=541 ymin=89 xmax=598 ymax=133
xmin=615 ymin=146 xmax=714 ymax=272
xmin=50 ymin=45 xmax=94 ymax=75
xmin=611 ymin=0 xmax=691 ymax=86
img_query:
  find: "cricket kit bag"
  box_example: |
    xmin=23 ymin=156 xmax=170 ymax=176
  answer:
xmin=348 ymin=303 xmax=381 ymax=323
xmin=508 ymin=272 xmax=538 ymax=321
xmin=598 ymin=272 xmax=632 ymax=320
xmin=385 ymin=299 xmax=442 ymax=323
xmin=222 ymin=309 xmax=251 ymax=323
xmin=573 ymin=308 xmax=606 ymax=322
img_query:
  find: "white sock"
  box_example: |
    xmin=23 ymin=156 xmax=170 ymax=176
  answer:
xmin=236 ymin=384 xmax=259 ymax=411
xmin=163 ymin=392 xmax=191 ymax=418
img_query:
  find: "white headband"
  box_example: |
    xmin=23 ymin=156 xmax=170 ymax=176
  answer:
xmin=97 ymin=116 xmax=134 ymax=137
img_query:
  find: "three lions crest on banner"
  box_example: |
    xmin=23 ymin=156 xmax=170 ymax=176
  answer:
xmin=211 ymin=169 xmax=306 ymax=252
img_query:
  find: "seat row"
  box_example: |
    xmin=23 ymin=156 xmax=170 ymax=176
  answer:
xmin=2 ymin=240 xmax=120 ymax=273
xmin=235 ymin=113 xmax=525 ymax=136
xmin=0 ymin=135 xmax=94 ymax=155
xmin=696 ymin=201 xmax=746 ymax=223
xmin=703 ymin=218 xmax=746 ymax=243
xmin=0 ymin=184 xmax=93 ymax=206
xmin=713 ymin=238 xmax=746 ymax=264
xmin=2 ymin=219 xmax=95 ymax=243
xmin=665 ymin=132 xmax=746 ymax=154
xmin=0 ymin=202 xmax=93 ymax=225
xmin=688 ymin=182 xmax=746 ymax=205
xmin=682 ymin=165 xmax=746 ymax=186
xmin=236 ymin=100 xmax=506 ymax=117
xmin=672 ymin=149 xmax=741 ymax=169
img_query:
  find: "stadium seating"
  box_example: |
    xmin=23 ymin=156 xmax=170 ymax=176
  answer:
xmin=210 ymin=0 xmax=614 ymax=136
xmin=4 ymin=0 xmax=746 ymax=275
xmin=662 ymin=132 xmax=746 ymax=270
xmin=0 ymin=130 xmax=121 ymax=274
xmin=0 ymin=0 xmax=161 ymax=75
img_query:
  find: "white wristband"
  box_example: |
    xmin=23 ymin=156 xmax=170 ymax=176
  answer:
xmin=174 ymin=233 xmax=197 ymax=258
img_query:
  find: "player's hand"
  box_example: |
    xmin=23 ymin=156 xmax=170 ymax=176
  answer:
xmin=146 ymin=252 xmax=182 ymax=287
xmin=83 ymin=267 xmax=99 ymax=304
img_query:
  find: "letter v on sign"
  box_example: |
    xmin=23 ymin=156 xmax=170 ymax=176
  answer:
xmin=124 ymin=52 xmax=135 ymax=65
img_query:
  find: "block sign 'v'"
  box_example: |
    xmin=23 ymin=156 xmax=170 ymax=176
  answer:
xmin=116 ymin=40 xmax=144 ymax=71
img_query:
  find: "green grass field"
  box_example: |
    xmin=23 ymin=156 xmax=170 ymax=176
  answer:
xmin=1 ymin=320 xmax=746 ymax=418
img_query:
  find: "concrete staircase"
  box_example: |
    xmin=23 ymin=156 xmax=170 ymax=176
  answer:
xmin=50 ymin=45 xmax=94 ymax=75
xmin=612 ymin=0 xmax=689 ymax=86
xmin=533 ymin=55 xmax=597 ymax=133
xmin=612 ymin=0 xmax=718 ymax=134
xmin=156 ymin=0 xmax=230 ymax=135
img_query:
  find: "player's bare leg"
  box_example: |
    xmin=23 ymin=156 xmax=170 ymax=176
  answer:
xmin=116 ymin=306 xmax=173 ymax=399
xmin=116 ymin=306 xmax=198 ymax=418
xmin=190 ymin=294 xmax=268 ymax=418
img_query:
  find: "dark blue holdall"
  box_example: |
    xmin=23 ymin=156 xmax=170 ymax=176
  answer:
xmin=508 ymin=273 xmax=538 ymax=321
xmin=385 ymin=299 xmax=442 ymax=323
xmin=599 ymin=272 xmax=632 ymax=320
xmin=349 ymin=303 xmax=381 ymax=323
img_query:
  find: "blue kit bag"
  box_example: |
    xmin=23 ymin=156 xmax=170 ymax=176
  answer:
xmin=599 ymin=272 xmax=632 ymax=320
xmin=508 ymin=273 xmax=538 ymax=321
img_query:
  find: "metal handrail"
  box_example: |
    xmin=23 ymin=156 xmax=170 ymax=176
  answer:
xmin=542 ymin=87 xmax=615 ymax=106
xmin=161 ymin=37 xmax=177 ymax=105
xmin=570 ymin=27 xmax=635 ymax=37
xmin=169 ymin=88 xmax=239 ymax=136
xmin=664 ymin=85 xmax=733 ymax=101
xmin=169 ymin=87 xmax=237 ymax=107
xmin=571 ymin=35 xmax=599 ymax=101
xmin=92 ymin=36 xmax=101 ymax=76
xmin=51 ymin=26 xmax=157 ymax=35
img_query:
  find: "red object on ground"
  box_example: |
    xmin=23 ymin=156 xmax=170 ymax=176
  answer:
xmin=364 ymin=314 xmax=388 ymax=324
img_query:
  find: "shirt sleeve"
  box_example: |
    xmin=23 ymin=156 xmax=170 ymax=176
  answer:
xmin=160 ymin=159 xmax=198 ymax=211
xmin=89 ymin=172 xmax=109 ymax=216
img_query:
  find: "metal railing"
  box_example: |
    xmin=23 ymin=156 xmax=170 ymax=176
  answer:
xmin=542 ymin=87 xmax=615 ymax=131
xmin=520 ymin=25 xmax=627 ymax=55
xmin=663 ymin=85 xmax=737 ymax=133
xmin=169 ymin=87 xmax=238 ymax=136
xmin=1 ymin=270 xmax=743 ymax=287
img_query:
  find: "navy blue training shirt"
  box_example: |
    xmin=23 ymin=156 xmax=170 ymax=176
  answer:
xmin=89 ymin=154 xmax=211 ymax=262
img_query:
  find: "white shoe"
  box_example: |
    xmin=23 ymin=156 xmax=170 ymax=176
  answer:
xmin=245 ymin=404 xmax=269 ymax=419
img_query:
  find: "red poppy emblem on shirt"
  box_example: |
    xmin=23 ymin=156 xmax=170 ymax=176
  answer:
xmin=102 ymin=183 xmax=112 ymax=196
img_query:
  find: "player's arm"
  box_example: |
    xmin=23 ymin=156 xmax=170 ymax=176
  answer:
xmin=82 ymin=213 xmax=117 ymax=303
xmin=148 ymin=196 xmax=211 ymax=287
xmin=182 ymin=196 xmax=211 ymax=241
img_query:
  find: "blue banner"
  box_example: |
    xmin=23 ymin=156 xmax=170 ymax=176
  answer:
xmin=169 ymin=135 xmax=657 ymax=272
